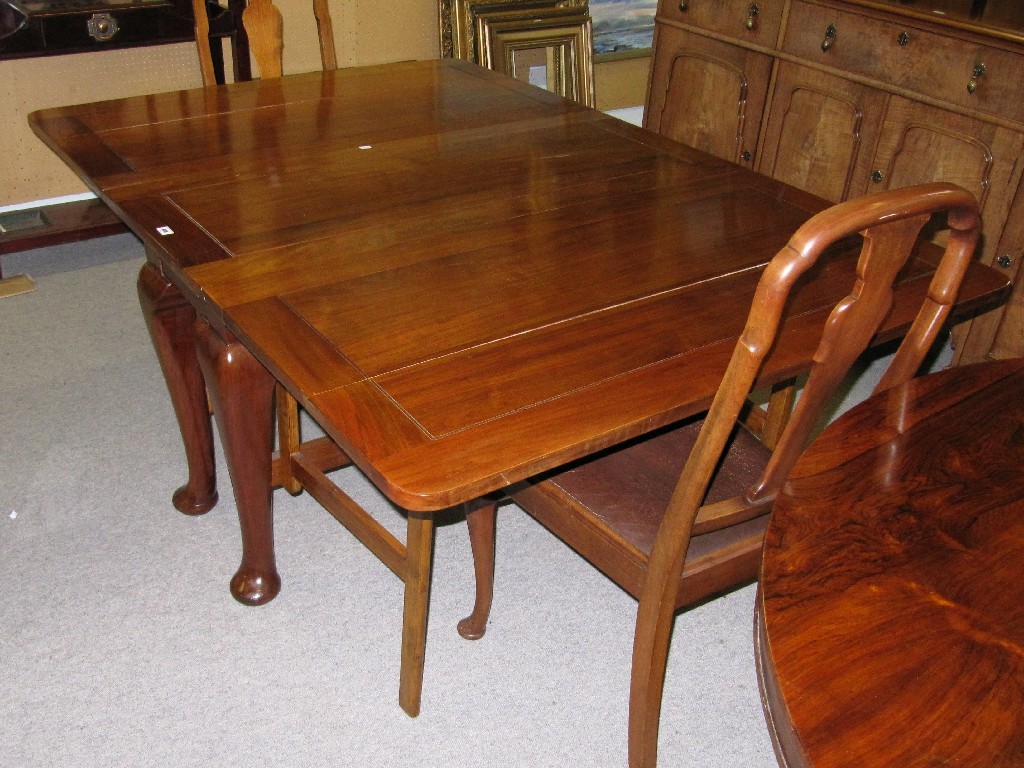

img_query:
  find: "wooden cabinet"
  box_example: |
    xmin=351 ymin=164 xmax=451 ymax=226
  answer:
xmin=646 ymin=0 xmax=1024 ymax=363
xmin=645 ymin=24 xmax=773 ymax=165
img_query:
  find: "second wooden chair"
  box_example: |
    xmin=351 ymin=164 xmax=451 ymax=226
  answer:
xmin=192 ymin=0 xmax=336 ymax=85
xmin=460 ymin=182 xmax=981 ymax=768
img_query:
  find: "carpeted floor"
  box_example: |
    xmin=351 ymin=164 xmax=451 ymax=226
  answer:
xmin=0 ymin=234 xmax=780 ymax=766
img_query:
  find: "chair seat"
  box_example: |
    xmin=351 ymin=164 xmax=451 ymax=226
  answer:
xmin=543 ymin=419 xmax=771 ymax=553
xmin=513 ymin=419 xmax=772 ymax=603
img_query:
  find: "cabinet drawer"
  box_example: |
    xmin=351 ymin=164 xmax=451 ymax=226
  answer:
xmin=657 ymin=0 xmax=784 ymax=47
xmin=782 ymin=0 xmax=1024 ymax=123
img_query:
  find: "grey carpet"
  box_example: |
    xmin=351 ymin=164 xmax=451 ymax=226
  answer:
xmin=2 ymin=233 xmax=921 ymax=767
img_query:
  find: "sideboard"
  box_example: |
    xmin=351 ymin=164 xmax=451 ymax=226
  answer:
xmin=645 ymin=0 xmax=1024 ymax=363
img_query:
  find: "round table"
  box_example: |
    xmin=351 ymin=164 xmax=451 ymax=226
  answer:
xmin=757 ymin=357 xmax=1024 ymax=768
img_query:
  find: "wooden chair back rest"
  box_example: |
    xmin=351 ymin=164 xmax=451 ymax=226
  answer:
xmin=662 ymin=182 xmax=979 ymax=566
xmin=629 ymin=184 xmax=980 ymax=759
xmin=192 ymin=0 xmax=337 ymax=85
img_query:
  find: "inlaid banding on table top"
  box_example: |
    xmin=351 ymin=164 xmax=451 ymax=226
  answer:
xmin=254 ymin=247 xmax=991 ymax=512
xmin=183 ymin=162 xmax=744 ymax=306
xmin=32 ymin=60 xmax=580 ymax=134
xmin=240 ymin=187 xmax=813 ymax=377
xmin=306 ymin=281 xmax=978 ymax=512
xmin=359 ymin=251 xmax=947 ymax=441
xmin=35 ymin=63 xmax=588 ymax=183
xmin=227 ymin=233 xmax=942 ymax=444
xmin=155 ymin=115 xmax=735 ymax=260
xmin=29 ymin=115 xmax=135 ymax=181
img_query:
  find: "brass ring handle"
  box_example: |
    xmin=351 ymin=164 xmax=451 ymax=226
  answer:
xmin=679 ymin=1 xmax=688 ymax=11
xmin=968 ymin=62 xmax=986 ymax=94
xmin=821 ymin=23 xmax=837 ymax=52
xmin=746 ymin=4 xmax=759 ymax=31
xmin=897 ymin=31 xmax=909 ymax=46
xmin=871 ymin=170 xmax=884 ymax=184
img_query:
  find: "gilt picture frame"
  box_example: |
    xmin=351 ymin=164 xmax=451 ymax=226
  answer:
xmin=475 ymin=8 xmax=595 ymax=106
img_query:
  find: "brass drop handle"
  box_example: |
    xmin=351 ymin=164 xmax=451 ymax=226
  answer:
xmin=821 ymin=24 xmax=838 ymax=52
xmin=746 ymin=4 xmax=759 ymax=30
xmin=741 ymin=150 xmax=752 ymax=162
xmin=897 ymin=31 xmax=910 ymax=46
xmin=996 ymin=254 xmax=1013 ymax=268
xmin=871 ymin=170 xmax=884 ymax=184
xmin=968 ymin=62 xmax=986 ymax=94
xmin=679 ymin=1 xmax=689 ymax=11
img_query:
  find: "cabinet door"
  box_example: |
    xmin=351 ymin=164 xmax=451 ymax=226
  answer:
xmin=861 ymin=96 xmax=1024 ymax=364
xmin=856 ymin=95 xmax=1024 ymax=260
xmin=757 ymin=62 xmax=888 ymax=203
xmin=644 ymin=24 xmax=772 ymax=166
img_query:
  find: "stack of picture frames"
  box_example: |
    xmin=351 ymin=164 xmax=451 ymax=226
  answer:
xmin=439 ymin=0 xmax=595 ymax=107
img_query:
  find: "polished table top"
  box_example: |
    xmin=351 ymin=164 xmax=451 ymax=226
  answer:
xmin=757 ymin=357 xmax=1024 ymax=767
xmin=29 ymin=59 xmax=1009 ymax=513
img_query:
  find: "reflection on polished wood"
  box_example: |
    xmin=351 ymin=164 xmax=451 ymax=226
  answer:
xmin=757 ymin=357 xmax=1024 ymax=768
xmin=28 ymin=60 xmax=1010 ymax=722
xmin=191 ymin=0 xmax=339 ymax=498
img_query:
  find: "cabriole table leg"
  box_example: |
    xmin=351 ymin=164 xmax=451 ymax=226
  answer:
xmin=137 ymin=262 xmax=218 ymax=515
xmin=194 ymin=318 xmax=279 ymax=606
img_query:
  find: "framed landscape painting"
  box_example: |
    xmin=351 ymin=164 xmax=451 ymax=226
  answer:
xmin=591 ymin=0 xmax=656 ymax=60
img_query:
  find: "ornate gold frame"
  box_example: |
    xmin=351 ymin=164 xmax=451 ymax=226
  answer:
xmin=474 ymin=8 xmax=594 ymax=106
xmin=439 ymin=0 xmax=594 ymax=107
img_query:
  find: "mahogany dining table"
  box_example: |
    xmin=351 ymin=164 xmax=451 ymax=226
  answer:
xmin=757 ymin=357 xmax=1024 ymax=767
xmin=29 ymin=58 xmax=1009 ymax=717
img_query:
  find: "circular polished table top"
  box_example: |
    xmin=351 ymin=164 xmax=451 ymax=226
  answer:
xmin=757 ymin=357 xmax=1024 ymax=768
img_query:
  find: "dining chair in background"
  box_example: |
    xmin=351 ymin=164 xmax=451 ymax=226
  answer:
xmin=460 ymin=182 xmax=981 ymax=768
xmin=192 ymin=0 xmax=336 ymax=85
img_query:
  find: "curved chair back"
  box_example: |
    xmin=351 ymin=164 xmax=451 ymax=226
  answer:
xmin=192 ymin=0 xmax=337 ymax=85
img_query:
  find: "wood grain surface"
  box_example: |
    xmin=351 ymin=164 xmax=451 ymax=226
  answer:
xmin=758 ymin=357 xmax=1024 ymax=768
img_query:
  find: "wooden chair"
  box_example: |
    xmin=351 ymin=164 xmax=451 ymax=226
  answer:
xmin=192 ymin=0 xmax=336 ymax=85
xmin=460 ymin=182 xmax=981 ymax=768
xmin=192 ymin=0 xmax=338 ymax=494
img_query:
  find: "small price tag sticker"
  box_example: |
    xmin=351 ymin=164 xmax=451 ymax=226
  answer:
xmin=156 ymin=226 xmax=174 ymax=236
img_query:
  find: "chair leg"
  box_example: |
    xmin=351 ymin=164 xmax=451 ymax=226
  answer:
xmin=399 ymin=510 xmax=435 ymax=717
xmin=761 ymin=378 xmax=797 ymax=450
xmin=628 ymin=590 xmax=676 ymax=768
xmin=458 ymin=497 xmax=497 ymax=640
